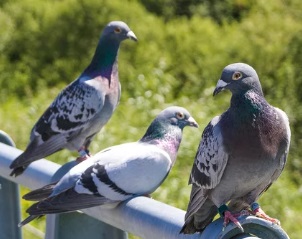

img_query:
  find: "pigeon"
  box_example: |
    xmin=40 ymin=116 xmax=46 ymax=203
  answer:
xmin=10 ymin=21 xmax=137 ymax=177
xmin=19 ymin=106 xmax=198 ymax=226
xmin=180 ymin=63 xmax=291 ymax=234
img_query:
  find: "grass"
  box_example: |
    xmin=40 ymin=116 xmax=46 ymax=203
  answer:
xmin=1 ymin=88 xmax=301 ymax=239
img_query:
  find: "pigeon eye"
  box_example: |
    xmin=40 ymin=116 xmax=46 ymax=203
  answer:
xmin=176 ymin=112 xmax=185 ymax=119
xmin=232 ymin=72 xmax=242 ymax=80
xmin=114 ymin=27 xmax=122 ymax=34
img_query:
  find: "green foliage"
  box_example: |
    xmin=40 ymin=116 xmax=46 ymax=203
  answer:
xmin=138 ymin=0 xmax=253 ymax=23
xmin=1 ymin=0 xmax=302 ymax=238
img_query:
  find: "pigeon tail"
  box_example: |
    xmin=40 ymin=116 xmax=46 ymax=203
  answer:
xmin=19 ymin=215 xmax=42 ymax=227
xmin=24 ymin=188 xmax=117 ymax=215
xmin=10 ymin=165 xmax=28 ymax=177
xmin=180 ymin=198 xmax=217 ymax=234
xmin=23 ymin=182 xmax=58 ymax=201
xmin=10 ymin=135 xmax=64 ymax=177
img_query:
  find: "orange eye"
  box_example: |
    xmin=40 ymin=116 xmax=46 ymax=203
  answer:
xmin=176 ymin=112 xmax=185 ymax=119
xmin=232 ymin=72 xmax=242 ymax=80
xmin=114 ymin=27 xmax=122 ymax=34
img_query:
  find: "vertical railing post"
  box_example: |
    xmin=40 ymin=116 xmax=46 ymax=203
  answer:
xmin=0 ymin=130 xmax=22 ymax=239
xmin=45 ymin=161 xmax=128 ymax=239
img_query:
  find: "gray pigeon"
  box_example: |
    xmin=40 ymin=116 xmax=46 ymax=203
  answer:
xmin=19 ymin=106 xmax=198 ymax=226
xmin=181 ymin=63 xmax=291 ymax=234
xmin=10 ymin=21 xmax=137 ymax=177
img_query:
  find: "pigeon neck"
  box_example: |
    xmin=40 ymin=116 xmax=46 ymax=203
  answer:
xmin=223 ymin=91 xmax=280 ymax=159
xmin=231 ymin=80 xmax=264 ymax=98
xmin=230 ymin=90 xmax=268 ymax=119
xmin=140 ymin=120 xmax=182 ymax=163
xmin=82 ymin=37 xmax=120 ymax=79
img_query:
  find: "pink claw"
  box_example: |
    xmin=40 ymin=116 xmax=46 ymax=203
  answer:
xmin=252 ymin=205 xmax=280 ymax=225
xmin=223 ymin=211 xmax=244 ymax=232
xmin=76 ymin=154 xmax=91 ymax=163
xmin=77 ymin=147 xmax=92 ymax=162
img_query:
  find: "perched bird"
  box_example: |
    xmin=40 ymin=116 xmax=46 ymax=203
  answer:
xmin=10 ymin=21 xmax=137 ymax=177
xmin=19 ymin=106 xmax=198 ymax=226
xmin=181 ymin=63 xmax=290 ymax=234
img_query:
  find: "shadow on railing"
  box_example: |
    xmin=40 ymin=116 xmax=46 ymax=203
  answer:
xmin=0 ymin=130 xmax=290 ymax=239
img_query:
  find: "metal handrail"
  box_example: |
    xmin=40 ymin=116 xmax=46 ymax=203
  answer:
xmin=0 ymin=131 xmax=290 ymax=239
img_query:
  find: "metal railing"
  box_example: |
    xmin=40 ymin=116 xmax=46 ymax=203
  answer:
xmin=0 ymin=131 xmax=290 ymax=239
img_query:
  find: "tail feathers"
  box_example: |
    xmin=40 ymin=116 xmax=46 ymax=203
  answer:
xmin=180 ymin=199 xmax=217 ymax=234
xmin=26 ymin=188 xmax=117 ymax=216
xmin=180 ymin=185 xmax=217 ymax=234
xmin=10 ymin=166 xmax=28 ymax=177
xmin=23 ymin=182 xmax=58 ymax=201
xmin=18 ymin=215 xmax=43 ymax=227
xmin=10 ymin=137 xmax=44 ymax=169
xmin=10 ymin=135 xmax=65 ymax=177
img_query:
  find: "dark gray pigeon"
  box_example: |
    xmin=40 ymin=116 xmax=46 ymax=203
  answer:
xmin=19 ymin=106 xmax=198 ymax=226
xmin=181 ymin=63 xmax=291 ymax=234
xmin=10 ymin=21 xmax=137 ymax=177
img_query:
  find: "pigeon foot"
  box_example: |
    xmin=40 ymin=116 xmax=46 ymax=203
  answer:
xmin=77 ymin=148 xmax=92 ymax=162
xmin=218 ymin=204 xmax=244 ymax=232
xmin=76 ymin=155 xmax=91 ymax=162
xmin=223 ymin=211 xmax=244 ymax=232
xmin=251 ymin=202 xmax=280 ymax=225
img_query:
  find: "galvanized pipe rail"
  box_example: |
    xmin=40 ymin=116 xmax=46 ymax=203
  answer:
xmin=0 ymin=131 xmax=290 ymax=239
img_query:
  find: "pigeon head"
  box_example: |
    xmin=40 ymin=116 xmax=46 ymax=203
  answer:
xmin=82 ymin=21 xmax=137 ymax=79
xmin=140 ymin=106 xmax=198 ymax=144
xmin=101 ymin=21 xmax=137 ymax=42
xmin=213 ymin=63 xmax=263 ymax=96
xmin=156 ymin=106 xmax=199 ymax=130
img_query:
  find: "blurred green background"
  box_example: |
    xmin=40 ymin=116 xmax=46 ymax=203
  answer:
xmin=0 ymin=0 xmax=302 ymax=238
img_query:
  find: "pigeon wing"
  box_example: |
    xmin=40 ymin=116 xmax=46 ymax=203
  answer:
xmin=189 ymin=116 xmax=229 ymax=189
xmin=260 ymin=107 xmax=291 ymax=194
xmin=74 ymin=143 xmax=172 ymax=200
xmin=32 ymin=80 xmax=105 ymax=142
xmin=181 ymin=116 xmax=229 ymax=234
xmin=23 ymin=143 xmax=171 ymax=218
xmin=11 ymin=80 xmax=105 ymax=170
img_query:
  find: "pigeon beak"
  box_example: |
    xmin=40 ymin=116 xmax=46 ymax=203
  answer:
xmin=127 ymin=31 xmax=138 ymax=42
xmin=187 ymin=117 xmax=199 ymax=128
xmin=213 ymin=79 xmax=228 ymax=96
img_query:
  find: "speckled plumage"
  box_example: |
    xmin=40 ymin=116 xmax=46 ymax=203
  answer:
xmin=181 ymin=63 xmax=290 ymax=234
xmin=19 ymin=106 xmax=198 ymax=226
xmin=10 ymin=21 xmax=137 ymax=177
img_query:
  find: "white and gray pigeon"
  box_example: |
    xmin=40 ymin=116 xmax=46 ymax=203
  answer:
xmin=10 ymin=21 xmax=137 ymax=177
xmin=19 ymin=106 xmax=198 ymax=226
xmin=181 ymin=63 xmax=291 ymax=234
